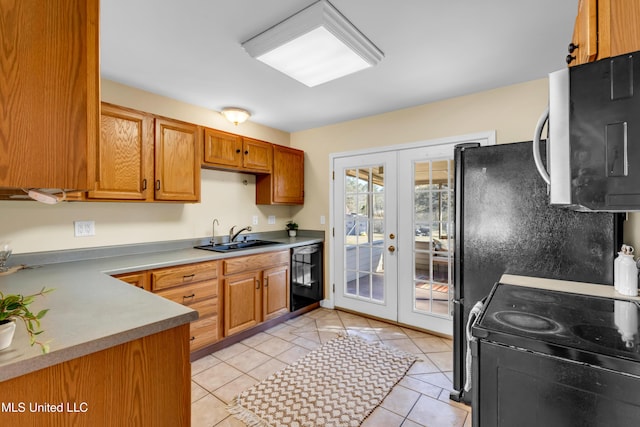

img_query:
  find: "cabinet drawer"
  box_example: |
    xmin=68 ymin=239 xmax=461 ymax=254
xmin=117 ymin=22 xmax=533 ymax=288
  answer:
xmin=154 ymin=280 xmax=218 ymax=306
xmin=151 ymin=260 xmax=218 ymax=290
xmin=190 ymin=315 xmax=219 ymax=350
xmin=190 ymin=297 xmax=218 ymax=319
xmin=223 ymin=250 xmax=289 ymax=275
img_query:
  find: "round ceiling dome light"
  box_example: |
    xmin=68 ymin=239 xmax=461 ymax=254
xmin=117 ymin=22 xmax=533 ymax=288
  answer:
xmin=221 ymin=107 xmax=251 ymax=125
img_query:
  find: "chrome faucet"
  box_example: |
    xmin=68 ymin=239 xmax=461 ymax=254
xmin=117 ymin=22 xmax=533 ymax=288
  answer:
xmin=211 ymin=219 xmax=220 ymax=245
xmin=229 ymin=225 xmax=252 ymax=242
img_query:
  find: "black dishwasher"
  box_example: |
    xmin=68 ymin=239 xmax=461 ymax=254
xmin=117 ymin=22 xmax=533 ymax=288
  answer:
xmin=290 ymin=244 xmax=323 ymax=311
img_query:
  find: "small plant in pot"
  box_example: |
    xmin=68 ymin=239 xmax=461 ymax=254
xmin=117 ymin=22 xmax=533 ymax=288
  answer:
xmin=286 ymin=221 xmax=299 ymax=237
xmin=0 ymin=287 xmax=53 ymax=354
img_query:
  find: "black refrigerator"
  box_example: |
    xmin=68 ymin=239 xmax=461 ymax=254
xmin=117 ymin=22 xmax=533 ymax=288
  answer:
xmin=450 ymin=141 xmax=623 ymax=403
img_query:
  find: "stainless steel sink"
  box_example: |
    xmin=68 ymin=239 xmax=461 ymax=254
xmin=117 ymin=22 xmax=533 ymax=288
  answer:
xmin=194 ymin=239 xmax=280 ymax=253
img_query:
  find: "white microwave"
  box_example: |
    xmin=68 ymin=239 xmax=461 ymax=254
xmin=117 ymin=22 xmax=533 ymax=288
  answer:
xmin=533 ymin=51 xmax=640 ymax=212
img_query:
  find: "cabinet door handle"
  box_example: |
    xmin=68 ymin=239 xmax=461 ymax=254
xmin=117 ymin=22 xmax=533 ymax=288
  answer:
xmin=142 ymin=178 xmax=147 ymax=190
xmin=183 ymin=274 xmax=195 ymax=281
xmin=190 ymin=336 xmax=195 ymax=342
xmin=264 ymin=278 xmax=269 ymax=287
xmin=183 ymin=293 xmax=195 ymax=301
xmin=236 ymin=149 xmax=241 ymax=153
xmin=244 ymin=150 xmax=249 ymax=155
xmin=155 ymin=180 xmax=161 ymax=191
xmin=256 ymin=279 xmax=260 ymax=290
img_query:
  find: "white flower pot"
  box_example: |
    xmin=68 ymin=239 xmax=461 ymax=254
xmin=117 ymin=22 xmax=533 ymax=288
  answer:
xmin=0 ymin=320 xmax=16 ymax=351
xmin=288 ymin=230 xmax=297 ymax=237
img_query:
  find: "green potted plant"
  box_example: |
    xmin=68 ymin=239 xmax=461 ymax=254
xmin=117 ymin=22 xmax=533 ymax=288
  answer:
xmin=0 ymin=287 xmax=53 ymax=354
xmin=286 ymin=221 xmax=299 ymax=237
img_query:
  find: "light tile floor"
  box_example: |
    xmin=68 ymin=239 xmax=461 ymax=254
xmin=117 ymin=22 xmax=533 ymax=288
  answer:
xmin=191 ymin=308 xmax=471 ymax=427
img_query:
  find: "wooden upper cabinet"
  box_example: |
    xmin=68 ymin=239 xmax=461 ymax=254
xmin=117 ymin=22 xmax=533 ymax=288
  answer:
xmin=89 ymin=103 xmax=154 ymax=200
xmin=602 ymin=0 xmax=640 ymax=58
xmin=154 ymin=118 xmax=201 ymax=202
xmin=0 ymin=0 xmax=99 ymax=190
xmin=202 ymin=129 xmax=271 ymax=173
xmin=242 ymin=138 xmax=272 ymax=172
xmin=256 ymin=145 xmax=304 ymax=205
xmin=203 ymin=128 xmax=243 ymax=169
xmin=86 ymin=105 xmax=200 ymax=202
xmin=569 ymin=0 xmax=597 ymax=66
xmin=568 ymin=0 xmax=640 ymax=67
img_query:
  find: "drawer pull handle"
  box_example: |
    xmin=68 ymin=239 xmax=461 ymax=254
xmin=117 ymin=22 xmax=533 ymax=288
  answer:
xmin=183 ymin=274 xmax=195 ymax=281
xmin=183 ymin=293 xmax=195 ymax=301
xmin=190 ymin=336 xmax=195 ymax=341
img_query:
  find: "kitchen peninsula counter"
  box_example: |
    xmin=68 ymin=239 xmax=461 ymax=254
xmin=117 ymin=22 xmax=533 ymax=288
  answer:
xmin=0 ymin=232 xmax=323 ymax=381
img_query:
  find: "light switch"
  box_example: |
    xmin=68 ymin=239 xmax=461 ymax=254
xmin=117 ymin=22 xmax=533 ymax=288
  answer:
xmin=268 ymin=215 xmax=276 ymax=225
xmin=74 ymin=220 xmax=95 ymax=237
xmin=252 ymin=215 xmax=259 ymax=225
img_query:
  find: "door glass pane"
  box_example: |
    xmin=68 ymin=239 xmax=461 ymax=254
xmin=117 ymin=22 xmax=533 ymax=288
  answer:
xmin=413 ymin=159 xmax=454 ymax=317
xmin=344 ymin=165 xmax=386 ymax=303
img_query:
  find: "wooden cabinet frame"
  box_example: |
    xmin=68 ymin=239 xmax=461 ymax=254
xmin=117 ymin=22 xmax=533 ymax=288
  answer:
xmin=569 ymin=0 xmax=640 ymax=66
xmin=222 ymin=250 xmax=290 ymax=336
xmin=0 ymin=0 xmax=99 ymax=191
xmin=203 ymin=128 xmax=272 ymax=173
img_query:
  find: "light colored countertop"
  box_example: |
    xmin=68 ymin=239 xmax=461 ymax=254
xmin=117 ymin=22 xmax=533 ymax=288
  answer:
xmin=0 ymin=233 xmax=323 ymax=382
xmin=501 ymin=274 xmax=640 ymax=301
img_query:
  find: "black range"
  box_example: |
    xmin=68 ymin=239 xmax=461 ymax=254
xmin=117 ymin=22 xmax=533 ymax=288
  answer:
xmin=471 ymin=281 xmax=640 ymax=427
xmin=474 ymin=283 xmax=640 ymax=374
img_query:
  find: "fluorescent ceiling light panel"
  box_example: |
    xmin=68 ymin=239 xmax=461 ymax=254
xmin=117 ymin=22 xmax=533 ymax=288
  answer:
xmin=242 ymin=0 xmax=383 ymax=87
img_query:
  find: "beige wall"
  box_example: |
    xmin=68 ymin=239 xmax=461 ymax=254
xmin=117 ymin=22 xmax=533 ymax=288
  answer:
xmin=290 ymin=77 xmax=639 ymax=255
xmin=2 ymin=77 xmax=638 ymax=255
xmin=290 ymin=78 xmax=549 ymax=241
xmin=0 ymin=80 xmax=293 ymax=254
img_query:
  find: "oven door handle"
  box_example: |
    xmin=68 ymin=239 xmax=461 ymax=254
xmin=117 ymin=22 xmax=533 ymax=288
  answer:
xmin=464 ymin=300 xmax=485 ymax=392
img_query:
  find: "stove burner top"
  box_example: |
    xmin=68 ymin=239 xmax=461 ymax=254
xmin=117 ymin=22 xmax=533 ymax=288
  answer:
xmin=509 ymin=288 xmax=561 ymax=304
xmin=493 ymin=311 xmax=562 ymax=334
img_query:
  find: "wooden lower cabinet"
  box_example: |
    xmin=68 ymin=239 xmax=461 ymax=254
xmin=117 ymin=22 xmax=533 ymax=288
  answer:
xmin=224 ymin=271 xmax=262 ymax=336
xmin=114 ymin=260 xmax=221 ymax=352
xmin=0 ymin=324 xmax=191 ymax=426
xmin=114 ymin=250 xmax=293 ymax=351
xmin=263 ymin=264 xmax=290 ymax=321
xmin=113 ymin=271 xmax=150 ymax=291
xmin=222 ymin=250 xmax=290 ymax=336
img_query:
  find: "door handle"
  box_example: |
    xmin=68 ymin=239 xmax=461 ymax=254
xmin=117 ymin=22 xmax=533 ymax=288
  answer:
xmin=256 ymin=279 xmax=261 ymax=290
xmin=388 ymin=245 xmax=396 ymax=253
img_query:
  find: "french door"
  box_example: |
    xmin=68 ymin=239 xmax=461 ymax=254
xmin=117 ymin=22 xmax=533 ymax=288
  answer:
xmin=397 ymin=146 xmax=455 ymax=335
xmin=333 ymin=153 xmax=398 ymax=321
xmin=332 ymin=142 xmax=460 ymax=335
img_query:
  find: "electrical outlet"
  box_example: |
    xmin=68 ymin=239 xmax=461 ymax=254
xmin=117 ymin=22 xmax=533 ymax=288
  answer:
xmin=268 ymin=215 xmax=276 ymax=225
xmin=252 ymin=215 xmax=259 ymax=225
xmin=74 ymin=221 xmax=95 ymax=237
xmin=320 ymin=215 xmax=326 ymax=225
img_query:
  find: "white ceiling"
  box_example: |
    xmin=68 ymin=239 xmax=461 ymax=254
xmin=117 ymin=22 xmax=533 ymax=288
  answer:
xmin=100 ymin=0 xmax=579 ymax=133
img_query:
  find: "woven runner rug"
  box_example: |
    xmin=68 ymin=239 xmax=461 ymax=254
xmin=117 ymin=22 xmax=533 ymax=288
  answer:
xmin=227 ymin=334 xmax=417 ymax=427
